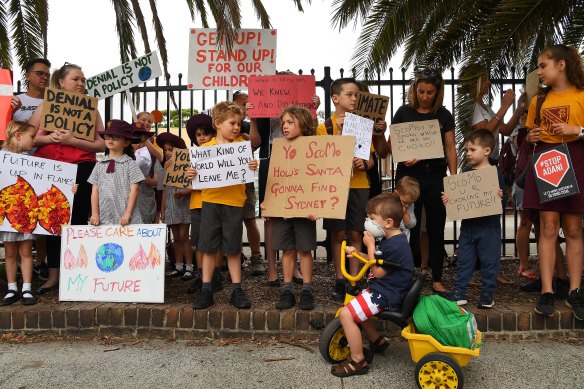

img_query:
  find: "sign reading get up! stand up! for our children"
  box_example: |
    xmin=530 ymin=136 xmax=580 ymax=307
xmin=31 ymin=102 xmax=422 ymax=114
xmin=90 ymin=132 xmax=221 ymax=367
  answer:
xmin=247 ymin=74 xmax=316 ymax=118
xmin=59 ymin=224 xmax=166 ymax=303
xmin=0 ymin=150 xmax=77 ymax=236
xmin=261 ymin=137 xmax=355 ymax=219
xmin=189 ymin=141 xmax=254 ymax=189
xmin=164 ymin=148 xmax=192 ymax=189
xmin=443 ymin=166 xmax=502 ymax=221
xmin=389 ymin=119 xmax=444 ymax=163
xmin=86 ymin=52 xmax=163 ymax=99
xmin=40 ymin=88 xmax=98 ymax=141
xmin=187 ymin=28 xmax=277 ymax=90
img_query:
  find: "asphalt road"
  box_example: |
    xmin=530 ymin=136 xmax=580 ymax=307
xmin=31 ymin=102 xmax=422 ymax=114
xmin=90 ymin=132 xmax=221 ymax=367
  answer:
xmin=0 ymin=336 xmax=582 ymax=388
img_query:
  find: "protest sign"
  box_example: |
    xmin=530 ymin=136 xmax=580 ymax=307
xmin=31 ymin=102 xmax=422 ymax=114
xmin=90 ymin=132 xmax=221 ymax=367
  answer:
xmin=247 ymin=74 xmax=316 ymax=118
xmin=40 ymin=88 xmax=98 ymax=141
xmin=262 ymin=136 xmax=355 ymax=219
xmin=59 ymin=224 xmax=166 ymax=303
xmin=187 ymin=28 xmax=277 ymax=90
xmin=190 ymin=141 xmax=254 ymax=189
xmin=354 ymin=91 xmax=389 ymax=133
xmin=0 ymin=150 xmax=77 ymax=236
xmin=444 ymin=166 xmax=502 ymax=221
xmin=86 ymin=52 xmax=162 ymax=99
xmin=343 ymin=113 xmax=373 ymax=159
xmin=532 ymin=143 xmax=580 ymax=203
xmin=164 ymin=148 xmax=191 ymax=189
xmin=525 ymin=69 xmax=539 ymax=104
xmin=0 ymin=69 xmax=12 ymax=141
xmin=389 ymin=119 xmax=444 ymax=162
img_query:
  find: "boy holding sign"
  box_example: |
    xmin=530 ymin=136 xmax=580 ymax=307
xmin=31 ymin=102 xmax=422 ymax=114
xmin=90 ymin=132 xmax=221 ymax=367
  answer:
xmin=441 ymin=130 xmax=505 ymax=308
xmin=188 ymin=102 xmax=259 ymax=309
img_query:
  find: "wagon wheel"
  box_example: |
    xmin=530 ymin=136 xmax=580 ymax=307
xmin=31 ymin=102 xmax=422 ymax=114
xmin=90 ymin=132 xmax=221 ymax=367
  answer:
xmin=415 ymin=352 xmax=464 ymax=389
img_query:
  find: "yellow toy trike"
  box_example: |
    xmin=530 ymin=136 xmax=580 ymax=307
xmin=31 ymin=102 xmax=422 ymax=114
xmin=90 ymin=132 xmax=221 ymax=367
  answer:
xmin=319 ymin=240 xmax=482 ymax=389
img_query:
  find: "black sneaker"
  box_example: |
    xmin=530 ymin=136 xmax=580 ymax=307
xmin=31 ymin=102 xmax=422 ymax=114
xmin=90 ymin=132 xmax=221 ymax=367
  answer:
xmin=331 ymin=281 xmax=346 ymax=302
xmin=230 ymin=288 xmax=251 ymax=309
xmin=33 ymin=263 xmax=49 ymax=280
xmin=445 ymin=291 xmax=468 ymax=306
xmin=535 ymin=292 xmax=555 ymax=317
xmin=520 ymin=278 xmax=542 ymax=293
xmin=298 ymin=289 xmax=314 ymax=310
xmin=477 ymin=293 xmax=495 ymax=309
xmin=186 ymin=278 xmax=202 ymax=294
xmin=554 ymin=278 xmax=570 ymax=300
xmin=565 ymin=289 xmax=584 ymax=321
xmin=276 ymin=290 xmax=296 ymax=309
xmin=192 ymin=289 xmax=214 ymax=309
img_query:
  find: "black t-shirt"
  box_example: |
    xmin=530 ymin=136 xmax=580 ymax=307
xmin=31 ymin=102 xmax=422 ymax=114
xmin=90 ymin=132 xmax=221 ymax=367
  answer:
xmin=391 ymin=105 xmax=455 ymax=167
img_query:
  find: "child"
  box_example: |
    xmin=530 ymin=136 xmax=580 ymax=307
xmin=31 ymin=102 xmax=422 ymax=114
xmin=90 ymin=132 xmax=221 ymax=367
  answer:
xmin=158 ymin=132 xmax=194 ymax=281
xmin=442 ymin=129 xmax=505 ymax=308
xmin=331 ymin=193 xmax=414 ymax=377
xmin=1 ymin=122 xmax=38 ymax=305
xmin=261 ymin=105 xmax=317 ymax=310
xmin=316 ymin=78 xmax=374 ymax=301
xmin=88 ymin=120 xmax=144 ymax=226
xmin=394 ymin=176 xmax=420 ymax=241
xmin=188 ymin=101 xmax=259 ymax=309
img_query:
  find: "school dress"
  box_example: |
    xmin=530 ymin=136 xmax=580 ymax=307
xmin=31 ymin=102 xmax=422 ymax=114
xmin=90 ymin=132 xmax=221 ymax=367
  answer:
xmin=87 ymin=154 xmax=145 ymax=225
xmin=135 ymin=147 xmax=164 ymax=223
xmin=164 ymin=186 xmax=191 ymax=225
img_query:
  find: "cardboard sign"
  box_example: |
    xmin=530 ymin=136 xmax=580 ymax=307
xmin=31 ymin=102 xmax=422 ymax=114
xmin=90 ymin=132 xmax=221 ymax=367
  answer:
xmin=525 ymin=69 xmax=539 ymax=104
xmin=532 ymin=143 xmax=579 ymax=203
xmin=354 ymin=91 xmax=389 ymax=132
xmin=59 ymin=224 xmax=166 ymax=303
xmin=343 ymin=113 xmax=373 ymax=159
xmin=247 ymin=74 xmax=316 ymax=118
xmin=190 ymin=141 xmax=254 ymax=189
xmin=389 ymin=119 xmax=444 ymax=162
xmin=86 ymin=52 xmax=163 ymax=99
xmin=187 ymin=28 xmax=277 ymax=90
xmin=40 ymin=88 xmax=98 ymax=141
xmin=0 ymin=69 xmax=13 ymax=141
xmin=444 ymin=166 xmax=502 ymax=221
xmin=0 ymin=150 xmax=77 ymax=236
xmin=164 ymin=148 xmax=191 ymax=189
xmin=262 ymin=136 xmax=355 ymax=219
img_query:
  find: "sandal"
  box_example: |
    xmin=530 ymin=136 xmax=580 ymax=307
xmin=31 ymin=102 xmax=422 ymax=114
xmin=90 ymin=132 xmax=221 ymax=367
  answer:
xmin=331 ymin=355 xmax=369 ymax=377
xmin=370 ymin=336 xmax=389 ymax=354
xmin=420 ymin=267 xmax=430 ymax=277
xmin=518 ymin=267 xmax=539 ymax=280
xmin=497 ymin=274 xmax=515 ymax=285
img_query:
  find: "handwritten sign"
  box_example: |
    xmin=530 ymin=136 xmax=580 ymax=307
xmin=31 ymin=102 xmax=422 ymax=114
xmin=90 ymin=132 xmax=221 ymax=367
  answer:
xmin=40 ymin=88 xmax=98 ymax=141
xmin=389 ymin=119 xmax=444 ymax=162
xmin=525 ymin=69 xmax=539 ymax=104
xmin=343 ymin=113 xmax=373 ymax=159
xmin=247 ymin=75 xmax=316 ymax=118
xmin=187 ymin=28 xmax=277 ymax=90
xmin=354 ymin=91 xmax=389 ymax=133
xmin=262 ymin=136 xmax=355 ymax=219
xmin=164 ymin=148 xmax=191 ymax=188
xmin=0 ymin=150 xmax=77 ymax=236
xmin=86 ymin=52 xmax=162 ymax=99
xmin=59 ymin=224 xmax=166 ymax=303
xmin=444 ymin=166 xmax=502 ymax=221
xmin=0 ymin=69 xmax=12 ymax=140
xmin=190 ymin=141 xmax=254 ymax=189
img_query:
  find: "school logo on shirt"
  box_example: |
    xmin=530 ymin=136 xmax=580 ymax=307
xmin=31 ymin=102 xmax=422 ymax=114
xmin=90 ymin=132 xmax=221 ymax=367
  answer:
xmin=541 ymin=105 xmax=569 ymax=130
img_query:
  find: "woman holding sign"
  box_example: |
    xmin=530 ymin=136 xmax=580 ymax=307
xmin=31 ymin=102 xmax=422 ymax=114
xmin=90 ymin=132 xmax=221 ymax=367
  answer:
xmin=28 ymin=63 xmax=106 ymax=293
xmin=391 ymin=69 xmax=457 ymax=293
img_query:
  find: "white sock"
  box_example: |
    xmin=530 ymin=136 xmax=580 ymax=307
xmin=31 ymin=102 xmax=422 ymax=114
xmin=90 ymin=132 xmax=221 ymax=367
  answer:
xmin=22 ymin=283 xmax=32 ymax=292
xmin=5 ymin=282 xmax=17 ymax=298
xmin=175 ymin=263 xmax=184 ymax=271
xmin=185 ymin=264 xmax=193 ymax=272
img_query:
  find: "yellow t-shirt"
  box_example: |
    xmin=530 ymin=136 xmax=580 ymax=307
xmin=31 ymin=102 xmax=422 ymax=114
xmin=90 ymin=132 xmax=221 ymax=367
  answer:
xmin=200 ymin=136 xmax=247 ymax=207
xmin=189 ymin=190 xmax=202 ymax=209
xmin=316 ymin=113 xmax=371 ymax=189
xmin=526 ymin=87 xmax=584 ymax=143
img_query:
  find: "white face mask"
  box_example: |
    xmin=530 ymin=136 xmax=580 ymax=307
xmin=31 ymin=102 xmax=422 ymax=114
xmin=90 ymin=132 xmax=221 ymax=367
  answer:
xmin=364 ymin=217 xmax=385 ymax=239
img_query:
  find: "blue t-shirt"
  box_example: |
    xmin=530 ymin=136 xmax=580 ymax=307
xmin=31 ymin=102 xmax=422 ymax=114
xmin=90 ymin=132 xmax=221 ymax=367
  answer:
xmin=368 ymin=233 xmax=414 ymax=312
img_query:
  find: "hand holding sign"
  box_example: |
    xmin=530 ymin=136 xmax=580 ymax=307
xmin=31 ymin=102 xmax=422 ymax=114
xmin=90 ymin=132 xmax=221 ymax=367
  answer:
xmin=343 ymin=113 xmax=373 ymax=159
xmin=354 ymin=92 xmax=390 ymax=134
xmin=190 ymin=141 xmax=254 ymax=189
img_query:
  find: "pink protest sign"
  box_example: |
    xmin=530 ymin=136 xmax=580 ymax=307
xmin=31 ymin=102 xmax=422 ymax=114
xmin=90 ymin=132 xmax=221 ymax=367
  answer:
xmin=0 ymin=69 xmax=13 ymax=141
xmin=247 ymin=74 xmax=316 ymax=118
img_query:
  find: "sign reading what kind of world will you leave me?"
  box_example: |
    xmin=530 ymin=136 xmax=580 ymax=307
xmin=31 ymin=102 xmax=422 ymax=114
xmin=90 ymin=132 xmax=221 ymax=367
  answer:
xmin=190 ymin=141 xmax=254 ymax=189
xmin=86 ymin=52 xmax=163 ymax=99
xmin=60 ymin=224 xmax=166 ymax=303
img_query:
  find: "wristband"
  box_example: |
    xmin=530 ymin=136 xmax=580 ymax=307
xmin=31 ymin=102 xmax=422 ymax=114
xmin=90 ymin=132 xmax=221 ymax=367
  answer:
xmin=493 ymin=115 xmax=501 ymax=122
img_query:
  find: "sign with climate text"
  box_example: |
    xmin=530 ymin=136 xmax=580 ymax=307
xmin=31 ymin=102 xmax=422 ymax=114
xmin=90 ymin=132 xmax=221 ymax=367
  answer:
xmin=40 ymin=88 xmax=98 ymax=141
xmin=389 ymin=119 xmax=444 ymax=162
xmin=247 ymin=74 xmax=316 ymax=118
xmin=189 ymin=141 xmax=254 ymax=189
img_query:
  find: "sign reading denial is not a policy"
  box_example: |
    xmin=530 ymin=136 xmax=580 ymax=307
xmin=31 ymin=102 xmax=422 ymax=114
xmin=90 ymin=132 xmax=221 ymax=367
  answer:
xmin=190 ymin=141 xmax=254 ymax=189
xmin=261 ymin=137 xmax=355 ymax=219
xmin=389 ymin=119 xmax=444 ymax=163
xmin=247 ymin=74 xmax=316 ymax=118
xmin=444 ymin=166 xmax=502 ymax=221
xmin=86 ymin=52 xmax=163 ymax=99
xmin=40 ymin=88 xmax=98 ymax=141
xmin=164 ymin=148 xmax=191 ymax=189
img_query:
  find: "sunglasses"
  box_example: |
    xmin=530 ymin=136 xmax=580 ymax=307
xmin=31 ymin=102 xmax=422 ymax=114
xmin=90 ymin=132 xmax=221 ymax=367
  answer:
xmin=29 ymin=71 xmax=50 ymax=78
xmin=414 ymin=68 xmax=441 ymax=81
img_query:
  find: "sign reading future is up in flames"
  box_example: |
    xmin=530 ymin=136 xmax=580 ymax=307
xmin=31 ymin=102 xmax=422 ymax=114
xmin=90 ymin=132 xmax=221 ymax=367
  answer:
xmin=262 ymin=136 xmax=355 ymax=219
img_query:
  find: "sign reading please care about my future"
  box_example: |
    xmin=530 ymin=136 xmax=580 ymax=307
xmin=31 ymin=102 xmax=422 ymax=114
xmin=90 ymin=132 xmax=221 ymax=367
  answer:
xmin=189 ymin=141 xmax=254 ymax=189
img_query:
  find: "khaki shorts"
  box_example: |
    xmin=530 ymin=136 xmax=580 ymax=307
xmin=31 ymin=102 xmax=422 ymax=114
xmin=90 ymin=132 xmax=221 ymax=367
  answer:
xmin=243 ymin=183 xmax=257 ymax=219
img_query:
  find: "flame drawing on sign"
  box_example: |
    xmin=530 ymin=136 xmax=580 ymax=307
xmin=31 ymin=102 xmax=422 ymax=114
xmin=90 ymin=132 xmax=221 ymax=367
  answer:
xmin=148 ymin=243 xmax=161 ymax=268
xmin=129 ymin=244 xmax=148 ymax=271
xmin=77 ymin=245 xmax=88 ymax=269
xmin=64 ymin=248 xmax=76 ymax=269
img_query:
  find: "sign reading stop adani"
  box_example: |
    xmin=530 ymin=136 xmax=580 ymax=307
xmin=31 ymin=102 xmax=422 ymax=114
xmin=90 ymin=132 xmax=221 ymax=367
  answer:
xmin=187 ymin=28 xmax=277 ymax=90
xmin=532 ymin=144 xmax=580 ymax=203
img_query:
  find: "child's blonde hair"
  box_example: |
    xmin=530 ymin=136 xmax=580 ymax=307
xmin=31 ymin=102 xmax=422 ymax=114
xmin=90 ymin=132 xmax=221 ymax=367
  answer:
xmin=211 ymin=101 xmax=242 ymax=129
xmin=3 ymin=121 xmax=36 ymax=149
xmin=396 ymin=176 xmax=420 ymax=202
xmin=137 ymin=111 xmax=153 ymax=121
xmin=280 ymin=105 xmax=315 ymax=136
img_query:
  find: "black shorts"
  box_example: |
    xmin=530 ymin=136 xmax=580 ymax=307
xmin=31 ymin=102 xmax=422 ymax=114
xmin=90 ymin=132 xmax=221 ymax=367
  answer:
xmin=272 ymin=217 xmax=317 ymax=252
xmin=198 ymin=202 xmax=244 ymax=255
xmin=323 ymin=188 xmax=368 ymax=232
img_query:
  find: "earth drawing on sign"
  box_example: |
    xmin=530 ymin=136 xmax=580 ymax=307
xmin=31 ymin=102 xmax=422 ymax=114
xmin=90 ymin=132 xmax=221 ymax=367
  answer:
xmin=95 ymin=243 xmax=124 ymax=272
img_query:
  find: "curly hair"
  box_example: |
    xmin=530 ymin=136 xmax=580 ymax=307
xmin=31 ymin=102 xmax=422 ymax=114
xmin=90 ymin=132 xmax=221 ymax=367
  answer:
xmin=211 ymin=101 xmax=243 ymax=129
xmin=280 ymin=105 xmax=315 ymax=136
xmin=540 ymin=44 xmax=584 ymax=90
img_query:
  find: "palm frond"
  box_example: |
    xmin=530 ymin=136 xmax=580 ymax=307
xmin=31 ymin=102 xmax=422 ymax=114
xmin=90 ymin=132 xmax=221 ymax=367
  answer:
xmin=206 ymin=0 xmax=241 ymax=51
xmin=250 ymin=0 xmax=271 ymax=29
xmin=9 ymin=0 xmax=43 ymax=70
xmin=562 ymin=2 xmax=584 ymax=50
xmin=290 ymin=0 xmax=312 ymax=12
xmin=130 ymin=0 xmax=151 ymax=53
xmin=110 ymin=0 xmax=138 ymax=64
xmin=186 ymin=0 xmax=210 ymax=27
xmin=31 ymin=0 xmax=48 ymax=57
xmin=148 ymin=0 xmax=176 ymax=110
xmin=331 ymin=0 xmax=376 ymax=30
xmin=0 ymin=1 xmax=12 ymax=69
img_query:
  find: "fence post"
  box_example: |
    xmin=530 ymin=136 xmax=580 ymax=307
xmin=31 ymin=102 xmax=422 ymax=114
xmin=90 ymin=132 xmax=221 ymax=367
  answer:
xmin=322 ymin=66 xmax=332 ymax=119
xmin=104 ymin=96 xmax=112 ymax=123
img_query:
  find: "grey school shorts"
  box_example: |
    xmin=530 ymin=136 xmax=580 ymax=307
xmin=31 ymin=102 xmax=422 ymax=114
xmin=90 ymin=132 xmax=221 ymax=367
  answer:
xmin=273 ymin=217 xmax=317 ymax=252
xmin=198 ymin=202 xmax=244 ymax=255
xmin=190 ymin=208 xmax=202 ymax=247
xmin=323 ymin=188 xmax=368 ymax=232
xmin=243 ymin=183 xmax=257 ymax=219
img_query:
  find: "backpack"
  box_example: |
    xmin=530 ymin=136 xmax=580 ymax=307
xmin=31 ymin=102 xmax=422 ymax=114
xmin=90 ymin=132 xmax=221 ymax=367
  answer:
xmin=497 ymin=137 xmax=519 ymax=187
xmin=413 ymin=295 xmax=480 ymax=349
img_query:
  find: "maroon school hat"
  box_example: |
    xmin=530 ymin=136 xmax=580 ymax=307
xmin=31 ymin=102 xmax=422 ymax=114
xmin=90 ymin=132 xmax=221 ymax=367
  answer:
xmin=155 ymin=131 xmax=186 ymax=149
xmin=186 ymin=114 xmax=214 ymax=143
xmin=100 ymin=119 xmax=137 ymax=141
xmin=131 ymin=121 xmax=155 ymax=138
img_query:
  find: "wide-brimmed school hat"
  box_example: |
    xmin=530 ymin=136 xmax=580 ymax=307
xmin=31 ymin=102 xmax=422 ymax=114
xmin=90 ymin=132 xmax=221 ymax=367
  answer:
xmin=100 ymin=120 xmax=138 ymax=141
xmin=131 ymin=121 xmax=155 ymax=139
xmin=186 ymin=113 xmax=214 ymax=143
xmin=155 ymin=131 xmax=186 ymax=149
